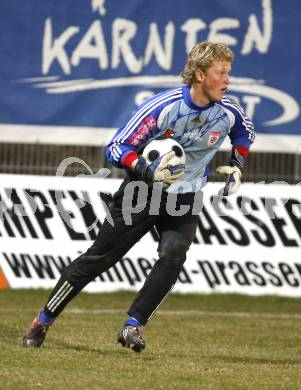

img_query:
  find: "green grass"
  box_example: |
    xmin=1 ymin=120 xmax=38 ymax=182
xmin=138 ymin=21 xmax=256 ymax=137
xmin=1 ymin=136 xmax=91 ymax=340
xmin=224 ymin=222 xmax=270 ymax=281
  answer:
xmin=1 ymin=289 xmax=301 ymax=389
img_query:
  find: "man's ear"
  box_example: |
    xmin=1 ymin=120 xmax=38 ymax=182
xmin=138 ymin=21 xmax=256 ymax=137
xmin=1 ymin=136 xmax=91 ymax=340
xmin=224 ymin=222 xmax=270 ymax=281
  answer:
xmin=194 ymin=68 xmax=205 ymax=82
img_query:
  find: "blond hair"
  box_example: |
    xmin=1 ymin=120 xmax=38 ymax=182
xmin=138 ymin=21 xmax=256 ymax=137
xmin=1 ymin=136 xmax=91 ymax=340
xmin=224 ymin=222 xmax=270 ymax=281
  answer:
xmin=182 ymin=41 xmax=234 ymax=85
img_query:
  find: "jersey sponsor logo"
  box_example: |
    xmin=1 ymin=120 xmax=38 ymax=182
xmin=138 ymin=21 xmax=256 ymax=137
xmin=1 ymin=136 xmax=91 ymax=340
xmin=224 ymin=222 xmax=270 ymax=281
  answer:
xmin=128 ymin=115 xmax=157 ymax=146
xmin=208 ymin=131 xmax=221 ymax=146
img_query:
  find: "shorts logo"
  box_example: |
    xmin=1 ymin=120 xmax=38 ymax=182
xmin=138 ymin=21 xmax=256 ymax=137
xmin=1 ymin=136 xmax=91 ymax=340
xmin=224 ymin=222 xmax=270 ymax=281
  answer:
xmin=208 ymin=131 xmax=221 ymax=146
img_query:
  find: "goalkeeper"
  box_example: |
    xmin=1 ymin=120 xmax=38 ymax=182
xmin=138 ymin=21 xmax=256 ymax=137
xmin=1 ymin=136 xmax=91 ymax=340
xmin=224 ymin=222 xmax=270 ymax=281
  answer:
xmin=23 ymin=41 xmax=255 ymax=353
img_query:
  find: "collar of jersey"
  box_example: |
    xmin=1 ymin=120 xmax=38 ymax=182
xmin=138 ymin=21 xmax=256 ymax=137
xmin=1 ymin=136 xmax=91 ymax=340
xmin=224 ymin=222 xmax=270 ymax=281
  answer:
xmin=182 ymin=85 xmax=215 ymax=111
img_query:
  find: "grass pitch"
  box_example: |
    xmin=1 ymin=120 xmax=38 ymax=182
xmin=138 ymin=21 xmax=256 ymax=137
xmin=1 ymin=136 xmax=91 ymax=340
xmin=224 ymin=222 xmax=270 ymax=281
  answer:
xmin=1 ymin=290 xmax=301 ymax=389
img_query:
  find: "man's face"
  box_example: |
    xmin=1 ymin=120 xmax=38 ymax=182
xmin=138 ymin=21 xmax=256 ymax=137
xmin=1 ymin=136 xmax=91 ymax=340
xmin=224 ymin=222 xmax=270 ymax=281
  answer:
xmin=198 ymin=61 xmax=231 ymax=103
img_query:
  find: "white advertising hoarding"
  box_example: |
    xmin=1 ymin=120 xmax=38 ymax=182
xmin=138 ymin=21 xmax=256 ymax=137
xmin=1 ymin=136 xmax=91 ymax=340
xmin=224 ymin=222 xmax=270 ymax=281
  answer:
xmin=0 ymin=174 xmax=300 ymax=296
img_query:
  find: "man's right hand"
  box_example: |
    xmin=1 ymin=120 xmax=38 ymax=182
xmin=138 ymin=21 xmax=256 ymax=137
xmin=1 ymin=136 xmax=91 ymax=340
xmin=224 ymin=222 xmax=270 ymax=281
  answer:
xmin=133 ymin=151 xmax=184 ymax=187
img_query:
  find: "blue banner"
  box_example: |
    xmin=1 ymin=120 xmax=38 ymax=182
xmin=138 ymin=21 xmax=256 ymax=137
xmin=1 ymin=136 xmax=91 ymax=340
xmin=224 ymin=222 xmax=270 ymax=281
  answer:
xmin=0 ymin=0 xmax=300 ymax=136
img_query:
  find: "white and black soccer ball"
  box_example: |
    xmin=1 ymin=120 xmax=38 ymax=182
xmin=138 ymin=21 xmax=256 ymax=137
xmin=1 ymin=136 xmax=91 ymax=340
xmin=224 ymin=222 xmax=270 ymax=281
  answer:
xmin=142 ymin=138 xmax=186 ymax=176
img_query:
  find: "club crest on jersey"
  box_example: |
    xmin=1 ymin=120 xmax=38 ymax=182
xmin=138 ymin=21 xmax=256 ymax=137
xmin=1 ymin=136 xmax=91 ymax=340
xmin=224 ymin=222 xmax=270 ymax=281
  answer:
xmin=208 ymin=131 xmax=221 ymax=146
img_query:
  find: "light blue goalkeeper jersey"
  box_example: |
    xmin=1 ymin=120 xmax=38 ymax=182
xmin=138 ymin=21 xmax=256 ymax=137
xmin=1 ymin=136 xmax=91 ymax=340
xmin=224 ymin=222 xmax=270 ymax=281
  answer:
xmin=106 ymin=85 xmax=255 ymax=193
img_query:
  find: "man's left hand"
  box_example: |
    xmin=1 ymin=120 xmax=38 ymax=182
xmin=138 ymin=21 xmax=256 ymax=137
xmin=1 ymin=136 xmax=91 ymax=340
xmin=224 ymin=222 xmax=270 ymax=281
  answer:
xmin=216 ymin=165 xmax=242 ymax=196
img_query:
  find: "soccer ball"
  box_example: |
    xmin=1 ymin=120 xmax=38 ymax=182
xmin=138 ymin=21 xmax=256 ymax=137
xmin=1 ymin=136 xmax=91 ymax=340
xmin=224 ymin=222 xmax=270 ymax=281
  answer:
xmin=142 ymin=138 xmax=186 ymax=177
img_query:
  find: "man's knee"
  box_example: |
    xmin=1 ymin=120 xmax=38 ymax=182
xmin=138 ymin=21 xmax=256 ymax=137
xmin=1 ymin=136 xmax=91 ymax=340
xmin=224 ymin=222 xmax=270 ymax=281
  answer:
xmin=158 ymin=236 xmax=188 ymax=266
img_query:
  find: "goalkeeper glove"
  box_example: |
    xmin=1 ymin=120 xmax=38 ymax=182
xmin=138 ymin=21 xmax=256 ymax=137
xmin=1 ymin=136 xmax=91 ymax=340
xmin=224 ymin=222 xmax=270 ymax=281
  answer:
xmin=134 ymin=151 xmax=184 ymax=187
xmin=216 ymin=165 xmax=242 ymax=196
xmin=216 ymin=147 xmax=246 ymax=196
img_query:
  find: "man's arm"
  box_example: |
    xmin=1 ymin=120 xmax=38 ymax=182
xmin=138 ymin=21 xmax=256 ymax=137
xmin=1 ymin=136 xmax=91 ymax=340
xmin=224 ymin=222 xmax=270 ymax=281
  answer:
xmin=217 ymin=98 xmax=256 ymax=196
xmin=105 ymin=117 xmax=182 ymax=186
